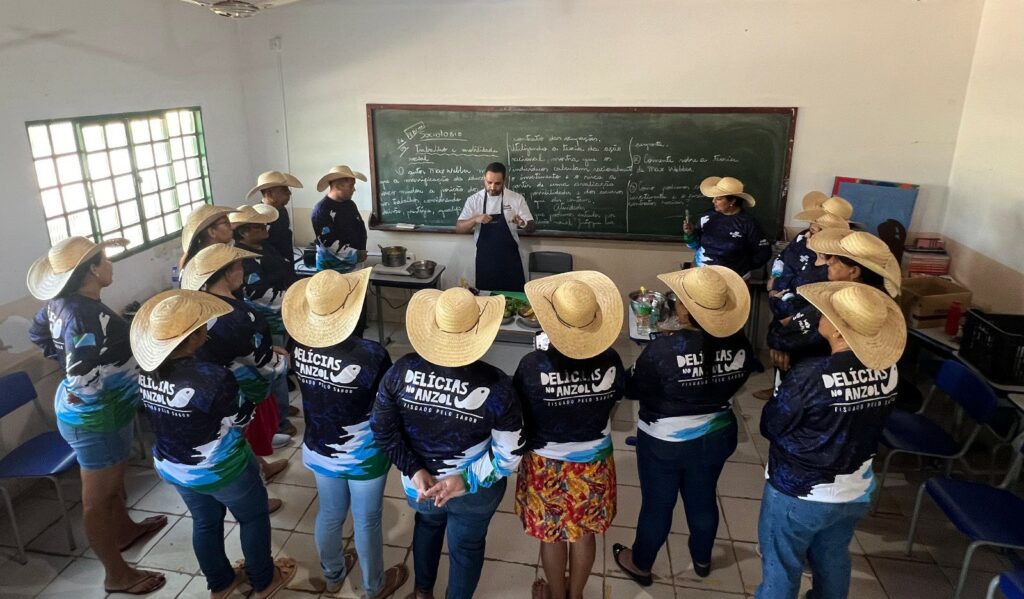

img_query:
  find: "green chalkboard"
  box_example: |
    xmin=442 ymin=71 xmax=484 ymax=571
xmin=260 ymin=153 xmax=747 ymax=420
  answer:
xmin=367 ymin=105 xmax=797 ymax=242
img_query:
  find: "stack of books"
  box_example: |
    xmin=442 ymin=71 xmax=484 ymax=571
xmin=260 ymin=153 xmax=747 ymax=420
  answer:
xmin=902 ymin=239 xmax=951 ymax=277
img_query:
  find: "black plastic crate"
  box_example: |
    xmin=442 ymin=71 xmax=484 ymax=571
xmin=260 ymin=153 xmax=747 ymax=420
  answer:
xmin=959 ymin=309 xmax=1024 ymax=386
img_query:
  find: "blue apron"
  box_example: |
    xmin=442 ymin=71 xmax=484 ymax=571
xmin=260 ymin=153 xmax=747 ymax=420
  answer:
xmin=475 ymin=192 xmax=525 ymax=292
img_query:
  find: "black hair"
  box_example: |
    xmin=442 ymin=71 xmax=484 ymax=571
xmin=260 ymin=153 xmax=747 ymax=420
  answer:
xmin=484 ymin=162 xmax=507 ymax=177
xmin=686 ymin=313 xmax=724 ymax=384
xmin=836 ymin=255 xmax=887 ymax=292
xmin=233 ymin=223 xmax=259 ymax=242
xmin=724 ymin=195 xmax=744 ymax=209
xmin=204 ymin=262 xmax=236 ymax=290
xmin=59 ymin=253 xmax=103 ymax=298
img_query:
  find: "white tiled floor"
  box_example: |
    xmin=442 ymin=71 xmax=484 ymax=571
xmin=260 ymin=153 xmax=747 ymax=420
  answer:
xmin=0 ymin=330 xmax=1015 ymax=597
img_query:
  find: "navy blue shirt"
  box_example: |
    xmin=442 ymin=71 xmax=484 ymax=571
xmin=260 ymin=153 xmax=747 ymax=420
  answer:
xmin=293 ymin=338 xmax=393 ymax=479
xmin=266 ymin=207 xmax=293 ymax=261
xmin=769 ymin=232 xmax=827 ymax=318
xmin=371 ymin=354 xmax=523 ymax=497
xmin=627 ymin=329 xmax=753 ymax=442
xmin=686 ymin=209 xmax=771 ymax=275
xmin=312 ymin=196 xmax=367 ymax=252
xmin=140 ymin=357 xmax=255 ymax=492
xmin=766 ymin=303 xmax=830 ymax=365
xmin=762 ymin=351 xmax=898 ymax=502
xmin=513 ymin=347 xmax=625 ymax=462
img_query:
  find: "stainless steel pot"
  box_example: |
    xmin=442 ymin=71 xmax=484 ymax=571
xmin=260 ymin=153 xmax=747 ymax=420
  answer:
xmin=379 ymin=245 xmax=407 ymax=267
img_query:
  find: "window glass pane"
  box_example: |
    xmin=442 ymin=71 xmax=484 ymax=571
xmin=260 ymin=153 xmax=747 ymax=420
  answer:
xmin=41 ymin=188 xmax=64 ymax=218
xmin=163 ymin=212 xmax=180 ymax=233
xmin=49 ymin=122 xmax=77 ymax=155
xmin=109 ymin=148 xmax=132 ymax=175
xmin=47 ymin=218 xmax=69 ymax=244
xmin=179 ymin=203 xmax=197 ymax=222
xmin=55 ymin=154 xmax=83 ymax=184
xmin=160 ymin=190 xmax=178 ymax=213
xmin=146 ymin=217 xmax=165 ymax=239
xmin=179 ymin=111 xmax=196 ymax=134
xmin=118 ymin=201 xmax=140 ymax=225
xmin=104 ymin=239 xmax=126 ymax=257
xmin=153 ymin=141 xmax=171 ymax=166
xmin=185 ymin=157 xmax=200 ymax=180
xmin=63 ymin=183 xmax=88 ymax=212
xmin=139 ymin=169 xmax=158 ymax=194
xmin=170 ymin=137 xmax=185 ymax=160
xmin=82 ymin=125 xmax=106 ymax=152
xmin=68 ymin=210 xmax=92 ymax=236
xmin=34 ymin=158 xmax=58 ymax=188
xmin=130 ymin=119 xmax=151 ymax=143
xmin=28 ymin=125 xmax=52 ymax=158
xmin=176 ymin=182 xmax=191 ymax=204
xmin=190 ymin=179 xmax=205 ymax=201
xmin=98 ymin=206 xmax=120 ymax=233
xmin=105 ymin=122 xmax=128 ymax=148
xmin=114 ymin=174 xmax=136 ymax=201
xmin=172 ymin=160 xmax=187 ymax=182
xmin=183 ymin=135 xmax=198 ymax=157
xmin=134 ymin=144 xmax=154 ymax=169
xmin=87 ymin=151 xmax=111 ymax=179
xmin=142 ymin=194 xmax=160 ymax=217
xmin=157 ymin=166 xmax=173 ymax=190
xmin=124 ymin=225 xmax=144 ymax=248
xmin=149 ymin=118 xmax=167 ymax=141
xmin=92 ymin=178 xmax=116 ymax=207
xmin=166 ymin=112 xmax=181 ymax=137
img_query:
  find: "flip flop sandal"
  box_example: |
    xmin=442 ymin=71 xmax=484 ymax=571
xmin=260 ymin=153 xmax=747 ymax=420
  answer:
xmin=323 ymin=551 xmax=358 ymax=594
xmin=211 ymin=563 xmax=248 ymax=599
xmin=254 ymin=557 xmax=298 ymax=598
xmin=262 ymin=459 xmax=289 ymax=482
xmin=268 ymin=498 xmax=283 ymax=514
xmin=368 ymin=564 xmax=409 ymax=599
xmin=119 ymin=515 xmax=169 ymax=552
xmin=612 ymin=543 xmax=653 ymax=587
xmin=104 ymin=570 xmax=167 ymax=595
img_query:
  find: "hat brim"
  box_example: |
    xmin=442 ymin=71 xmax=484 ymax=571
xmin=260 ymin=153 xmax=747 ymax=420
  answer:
xmin=180 ymin=246 xmax=260 ymax=291
xmin=798 ymin=281 xmax=906 ymax=371
xmin=246 ymin=174 xmax=303 ymax=200
xmin=699 ymin=177 xmax=756 ymax=207
xmin=406 ymin=290 xmax=504 ymax=367
xmin=181 ymin=206 xmax=238 ymax=253
xmin=26 ymin=238 xmax=129 ymax=300
xmin=282 ymin=268 xmax=372 ymax=347
xmin=524 ymin=271 xmax=623 ymax=359
xmin=130 ymin=290 xmax=233 ymax=371
xmin=794 ymin=209 xmax=850 ymax=230
xmin=658 ymin=266 xmax=751 ymax=338
xmin=807 ymin=232 xmax=901 ymax=297
xmin=229 ymin=210 xmax=279 ymax=227
xmin=316 ymin=170 xmax=368 ymax=193
xmin=802 ymin=191 xmax=828 ymax=211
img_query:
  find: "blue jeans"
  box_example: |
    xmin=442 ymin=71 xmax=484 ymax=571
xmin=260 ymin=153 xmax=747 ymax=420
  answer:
xmin=632 ymin=419 xmax=737 ymax=570
xmin=57 ymin=419 xmax=134 ymax=470
xmin=173 ymin=458 xmax=274 ymax=593
xmin=271 ymin=368 xmax=292 ymax=433
xmin=408 ymin=478 xmax=506 ymax=599
xmin=313 ymin=472 xmax=387 ymax=594
xmin=755 ymin=483 xmax=870 ymax=599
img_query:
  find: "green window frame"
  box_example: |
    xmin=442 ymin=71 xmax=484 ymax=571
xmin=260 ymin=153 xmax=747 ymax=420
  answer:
xmin=25 ymin=107 xmax=213 ymax=259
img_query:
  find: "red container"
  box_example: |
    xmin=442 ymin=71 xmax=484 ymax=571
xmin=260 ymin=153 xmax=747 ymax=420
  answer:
xmin=945 ymin=301 xmax=963 ymax=336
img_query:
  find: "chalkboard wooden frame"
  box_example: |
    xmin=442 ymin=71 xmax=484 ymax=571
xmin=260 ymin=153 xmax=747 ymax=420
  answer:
xmin=366 ymin=104 xmax=798 ymax=242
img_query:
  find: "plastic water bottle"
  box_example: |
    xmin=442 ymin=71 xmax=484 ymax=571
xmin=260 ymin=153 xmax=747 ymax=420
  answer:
xmin=170 ymin=266 xmax=180 ymax=289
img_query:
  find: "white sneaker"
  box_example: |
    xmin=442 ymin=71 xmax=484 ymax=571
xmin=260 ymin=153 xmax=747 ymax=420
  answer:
xmin=271 ymin=433 xmax=292 ymax=448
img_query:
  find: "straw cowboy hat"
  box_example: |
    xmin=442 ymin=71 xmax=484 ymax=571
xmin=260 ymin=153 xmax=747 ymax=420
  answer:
xmin=794 ymin=196 xmax=854 ymax=222
xmin=799 ymin=281 xmax=907 ymax=371
xmin=316 ymin=165 xmax=368 ymax=193
xmin=805 ymin=211 xmax=850 ymax=231
xmin=802 ymin=191 xmax=829 ymax=211
xmin=26 ymin=236 xmax=129 ymax=300
xmin=699 ymin=176 xmax=756 ymax=207
xmin=130 ymin=290 xmax=233 ymax=371
xmin=406 ymin=287 xmax=504 ymax=367
xmin=807 ymin=230 xmax=902 ymax=297
xmin=179 ymin=243 xmax=259 ymax=291
xmin=246 ymin=171 xmax=303 ymax=200
xmin=657 ymin=266 xmax=751 ymax=338
xmin=282 ymin=268 xmax=372 ymax=348
xmin=524 ymin=271 xmax=624 ymax=360
xmin=181 ymin=205 xmax=237 ymax=253
xmin=229 ymin=204 xmax=279 ymax=227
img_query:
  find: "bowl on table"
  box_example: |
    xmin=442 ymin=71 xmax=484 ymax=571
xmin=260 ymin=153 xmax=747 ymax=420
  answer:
xmin=517 ymin=305 xmax=541 ymax=329
xmin=407 ymin=260 xmax=437 ymax=279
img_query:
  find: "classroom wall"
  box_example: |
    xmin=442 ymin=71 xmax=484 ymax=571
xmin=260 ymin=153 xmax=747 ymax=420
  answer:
xmin=232 ymin=0 xmax=985 ymax=302
xmin=0 ymin=0 xmax=254 ymax=485
xmin=942 ymin=0 xmax=1024 ymax=313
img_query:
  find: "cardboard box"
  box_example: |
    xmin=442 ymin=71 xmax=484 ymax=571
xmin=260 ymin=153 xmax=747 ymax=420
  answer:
xmin=899 ymin=276 xmax=972 ymax=329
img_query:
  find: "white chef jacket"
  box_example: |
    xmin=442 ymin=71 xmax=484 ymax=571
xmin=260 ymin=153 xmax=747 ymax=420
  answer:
xmin=458 ymin=189 xmax=534 ymax=244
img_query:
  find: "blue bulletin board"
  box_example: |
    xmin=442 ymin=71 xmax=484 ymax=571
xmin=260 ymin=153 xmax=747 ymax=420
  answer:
xmin=832 ymin=177 xmax=919 ymax=235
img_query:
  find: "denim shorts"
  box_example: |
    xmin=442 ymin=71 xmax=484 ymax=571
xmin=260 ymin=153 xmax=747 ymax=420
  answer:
xmin=57 ymin=419 xmax=134 ymax=470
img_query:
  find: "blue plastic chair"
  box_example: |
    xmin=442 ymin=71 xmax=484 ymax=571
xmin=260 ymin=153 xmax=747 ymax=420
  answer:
xmin=907 ymin=434 xmax=1024 ymax=599
xmin=874 ymin=358 xmax=998 ymax=510
xmin=987 ymin=570 xmax=1024 ymax=599
xmin=0 ymin=371 xmax=77 ymax=563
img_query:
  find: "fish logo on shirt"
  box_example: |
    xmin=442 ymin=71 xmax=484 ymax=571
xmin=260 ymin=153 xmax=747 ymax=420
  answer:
xmin=592 ymin=367 xmax=617 ymax=392
xmin=167 ymin=387 xmax=195 ymax=408
xmin=453 ymin=387 xmax=490 ymax=410
xmin=724 ymin=349 xmax=746 ymax=372
xmin=49 ymin=317 xmax=63 ymax=340
xmin=329 ymin=365 xmax=361 ymax=384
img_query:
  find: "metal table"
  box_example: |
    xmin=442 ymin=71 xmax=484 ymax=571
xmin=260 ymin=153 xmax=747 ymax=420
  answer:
xmin=370 ymin=265 xmax=445 ymax=347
